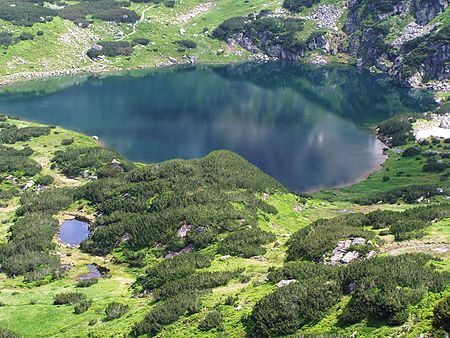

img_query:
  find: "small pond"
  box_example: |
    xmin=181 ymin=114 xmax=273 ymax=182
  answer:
xmin=59 ymin=219 xmax=89 ymax=246
xmin=79 ymin=264 xmax=110 ymax=280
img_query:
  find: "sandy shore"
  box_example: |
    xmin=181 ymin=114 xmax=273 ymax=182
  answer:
xmin=413 ymin=113 xmax=450 ymax=140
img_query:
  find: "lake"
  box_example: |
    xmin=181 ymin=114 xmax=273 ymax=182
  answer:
xmin=0 ymin=62 xmax=435 ymax=191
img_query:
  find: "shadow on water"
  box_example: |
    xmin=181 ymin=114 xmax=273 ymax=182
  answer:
xmin=0 ymin=62 xmax=436 ymax=191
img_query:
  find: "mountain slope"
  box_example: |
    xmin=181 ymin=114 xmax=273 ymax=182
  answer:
xmin=0 ymin=0 xmax=448 ymax=92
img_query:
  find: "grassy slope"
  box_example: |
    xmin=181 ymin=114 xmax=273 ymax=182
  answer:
xmin=0 ymin=117 xmax=448 ymax=337
xmin=0 ymin=0 xmax=282 ymax=80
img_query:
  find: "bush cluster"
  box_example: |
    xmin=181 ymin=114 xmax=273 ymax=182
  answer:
xmin=198 ymin=310 xmax=223 ymax=331
xmin=249 ymin=254 xmax=449 ymax=336
xmin=76 ymin=150 xmax=282 ymax=255
xmin=433 ymin=294 xmax=450 ymax=333
xmin=0 ymin=125 xmax=50 ymax=144
xmin=87 ymin=41 xmax=134 ymax=59
xmin=105 ymin=302 xmax=129 ymax=321
xmin=131 ymin=293 xmax=201 ymax=337
xmin=0 ymin=2 xmax=55 ymax=26
xmin=0 ymin=213 xmax=59 ymax=277
xmin=0 ymin=145 xmax=40 ymax=176
xmin=355 ymin=184 xmax=446 ymax=205
xmin=287 ymin=213 xmax=373 ymax=261
xmin=217 ymin=227 xmax=275 ymax=258
xmin=52 ymin=147 xmax=134 ymax=178
xmin=59 ymin=0 xmax=138 ymax=26
xmin=282 ymin=0 xmax=320 ymax=13
xmin=174 ymin=39 xmax=197 ymax=49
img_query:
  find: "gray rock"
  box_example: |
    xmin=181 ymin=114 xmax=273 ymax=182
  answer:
xmin=177 ymin=224 xmax=192 ymax=238
xmin=341 ymin=251 xmax=360 ymax=264
xmin=277 ymin=279 xmax=297 ymax=288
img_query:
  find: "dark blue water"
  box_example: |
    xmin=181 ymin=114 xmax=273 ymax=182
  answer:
xmin=0 ymin=63 xmax=435 ymax=191
xmin=59 ymin=219 xmax=89 ymax=246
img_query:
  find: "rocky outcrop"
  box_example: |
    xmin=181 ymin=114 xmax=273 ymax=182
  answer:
xmin=344 ymin=0 xmax=448 ymax=87
xmin=324 ymin=237 xmax=377 ymax=265
xmin=277 ymin=279 xmax=297 ymax=288
xmin=413 ymin=0 xmax=448 ymax=25
xmin=228 ymin=29 xmax=342 ymax=62
xmin=228 ymin=32 xmax=303 ymax=61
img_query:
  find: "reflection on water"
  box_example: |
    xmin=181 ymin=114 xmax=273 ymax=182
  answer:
xmin=59 ymin=219 xmax=89 ymax=246
xmin=0 ymin=62 xmax=435 ymax=191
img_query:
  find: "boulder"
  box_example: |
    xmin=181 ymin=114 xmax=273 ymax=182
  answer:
xmin=177 ymin=224 xmax=192 ymax=238
xmin=341 ymin=251 xmax=360 ymax=264
xmin=277 ymin=279 xmax=297 ymax=288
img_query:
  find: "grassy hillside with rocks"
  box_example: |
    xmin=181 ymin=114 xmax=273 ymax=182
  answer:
xmin=0 ymin=0 xmax=448 ymax=94
xmin=0 ymin=106 xmax=449 ymax=337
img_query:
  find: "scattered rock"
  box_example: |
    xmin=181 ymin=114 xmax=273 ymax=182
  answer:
xmin=341 ymin=251 xmax=360 ymax=264
xmin=177 ymin=224 xmax=192 ymax=238
xmin=23 ymin=180 xmax=34 ymax=190
xmin=293 ymin=204 xmax=303 ymax=212
xmin=92 ymin=135 xmax=99 ymax=141
xmin=302 ymin=4 xmax=344 ymax=30
xmin=277 ymin=279 xmax=297 ymax=288
xmin=326 ymin=237 xmax=375 ymax=265
xmin=164 ymin=243 xmax=195 ymax=259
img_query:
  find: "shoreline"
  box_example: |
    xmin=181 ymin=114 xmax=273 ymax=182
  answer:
xmin=305 ymin=127 xmax=389 ymax=193
xmin=2 ymin=112 xmax=391 ymax=194
xmin=1 ymin=58 xmax=448 ymax=102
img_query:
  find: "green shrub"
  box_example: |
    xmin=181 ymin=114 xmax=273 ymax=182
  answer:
xmin=403 ymin=146 xmax=421 ymax=157
xmin=174 ymin=39 xmax=197 ymax=49
xmin=282 ymin=0 xmax=319 ymax=13
xmin=153 ymin=270 xmax=242 ymax=300
xmin=77 ymin=150 xmax=282 ymax=255
xmin=198 ymin=310 xmax=223 ymax=331
xmin=249 ymin=279 xmax=341 ymax=336
xmin=131 ymin=293 xmax=201 ymax=336
xmin=0 ymin=328 xmax=19 ymax=338
xmin=61 ymin=138 xmax=74 ymax=146
xmin=131 ymin=38 xmax=150 ymax=46
xmin=53 ymin=292 xmax=87 ymax=305
xmin=0 ymin=32 xmax=15 ymax=47
xmin=287 ymin=213 xmax=372 ymax=261
xmin=378 ymin=118 xmax=412 ymax=146
xmin=217 ymin=227 xmax=275 ymax=258
xmin=0 ymin=212 xmax=59 ymax=276
xmin=212 ymin=17 xmax=246 ymax=40
xmin=0 ymin=2 xmax=55 ymax=26
xmin=433 ymin=295 xmax=450 ymax=333
xmin=423 ymin=159 xmax=448 ymax=172
xmin=18 ymin=32 xmax=34 ymax=41
xmin=140 ymin=253 xmax=212 ymax=291
xmin=36 ymin=175 xmax=54 ymax=186
xmin=0 ymin=125 xmax=50 ymax=144
xmin=105 ymin=302 xmax=129 ymax=320
xmin=16 ymin=188 xmax=74 ymax=216
xmin=52 ymin=147 xmax=133 ymax=178
xmin=76 ymin=278 xmax=98 ymax=288
xmin=74 ymin=299 xmax=92 ymax=314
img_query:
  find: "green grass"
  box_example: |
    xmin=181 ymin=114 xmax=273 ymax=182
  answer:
xmin=0 ymin=112 xmax=449 ymax=337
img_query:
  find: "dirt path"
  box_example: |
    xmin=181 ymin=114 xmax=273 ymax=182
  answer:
xmin=118 ymin=6 xmax=151 ymax=41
